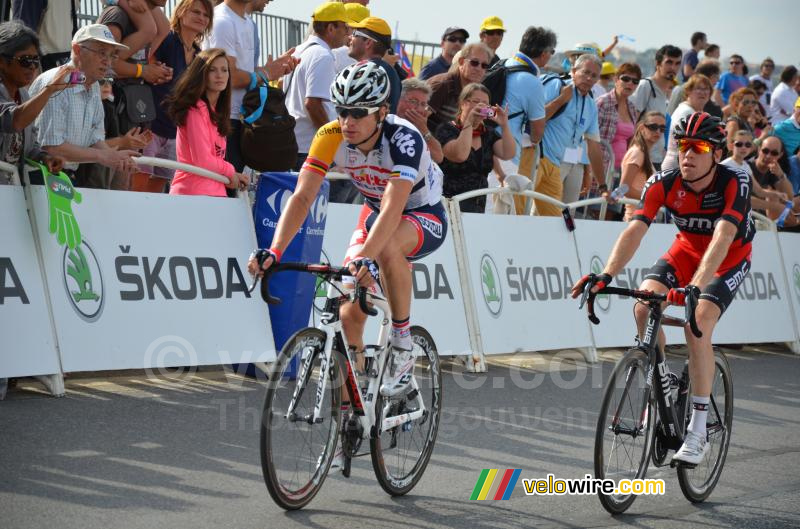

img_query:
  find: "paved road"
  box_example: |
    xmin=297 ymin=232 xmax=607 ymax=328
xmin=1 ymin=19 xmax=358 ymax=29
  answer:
xmin=2 ymin=345 xmax=799 ymax=529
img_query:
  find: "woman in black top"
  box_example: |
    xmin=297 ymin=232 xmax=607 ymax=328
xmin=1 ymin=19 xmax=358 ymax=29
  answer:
xmin=435 ymin=83 xmax=515 ymax=212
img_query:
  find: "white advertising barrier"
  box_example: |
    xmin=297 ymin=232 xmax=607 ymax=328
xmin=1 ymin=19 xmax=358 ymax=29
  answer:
xmin=460 ymin=213 xmax=593 ymax=354
xmin=318 ymin=203 xmax=472 ymax=355
xmin=573 ymin=219 xmax=686 ymax=347
xmin=1 ymin=186 xmax=61 ymax=378
xmin=777 ymin=232 xmax=800 ymax=348
xmin=29 ymin=187 xmax=275 ymax=372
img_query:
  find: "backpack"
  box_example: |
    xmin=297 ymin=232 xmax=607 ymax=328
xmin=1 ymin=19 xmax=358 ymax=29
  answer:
xmin=240 ymin=70 xmax=298 ymax=172
xmin=540 ymin=72 xmax=591 ymax=122
xmin=481 ymin=61 xmax=533 ymax=121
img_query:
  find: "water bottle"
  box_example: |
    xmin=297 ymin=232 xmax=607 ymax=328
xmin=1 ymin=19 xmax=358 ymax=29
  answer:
xmin=776 ymin=201 xmax=793 ymax=228
xmin=609 ymin=184 xmax=629 ymax=202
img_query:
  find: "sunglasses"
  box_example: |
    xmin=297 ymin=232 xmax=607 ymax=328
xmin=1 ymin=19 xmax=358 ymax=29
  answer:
xmin=335 ymin=106 xmax=381 ymax=119
xmin=4 ymin=54 xmax=40 ymax=68
xmin=468 ymin=58 xmax=490 ymax=70
xmin=483 ymin=29 xmax=504 ymax=36
xmin=729 ymin=60 xmax=742 ymax=65
xmin=761 ymin=148 xmax=781 ymax=157
xmin=741 ymin=99 xmax=757 ymax=106
xmin=619 ymin=75 xmax=640 ymax=84
xmin=446 ymin=36 xmax=467 ymax=44
xmin=677 ymin=138 xmax=714 ymax=154
xmin=644 ymin=123 xmax=666 ymax=133
xmin=733 ymin=141 xmax=753 ymax=148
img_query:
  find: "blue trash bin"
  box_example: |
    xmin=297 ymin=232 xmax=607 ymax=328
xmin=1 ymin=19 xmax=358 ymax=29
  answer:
xmin=253 ymin=172 xmax=329 ymax=376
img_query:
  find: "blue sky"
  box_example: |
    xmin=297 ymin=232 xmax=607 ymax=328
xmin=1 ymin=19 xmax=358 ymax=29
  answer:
xmin=267 ymin=0 xmax=798 ymax=67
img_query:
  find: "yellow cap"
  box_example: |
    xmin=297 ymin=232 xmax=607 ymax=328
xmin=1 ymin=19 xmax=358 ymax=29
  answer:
xmin=795 ymin=96 xmax=800 ymax=108
xmin=601 ymin=61 xmax=616 ymax=76
xmin=344 ymin=3 xmax=370 ymax=24
xmin=480 ymin=16 xmax=505 ymax=32
xmin=349 ymin=16 xmax=391 ymax=37
xmin=312 ymin=2 xmax=348 ymax=23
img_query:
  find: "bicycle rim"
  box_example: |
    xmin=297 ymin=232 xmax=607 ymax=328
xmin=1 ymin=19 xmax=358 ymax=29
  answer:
xmin=260 ymin=328 xmax=341 ymax=510
xmin=677 ymin=350 xmax=733 ymax=503
xmin=370 ymin=326 xmax=442 ymax=496
xmin=594 ymin=348 xmax=654 ymax=514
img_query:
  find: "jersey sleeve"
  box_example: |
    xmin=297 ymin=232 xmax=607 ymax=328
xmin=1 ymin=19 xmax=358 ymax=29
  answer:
xmin=631 ymin=173 xmax=666 ymax=225
xmin=721 ymin=168 xmax=750 ymax=226
xmin=387 ymin=124 xmax=424 ymax=183
xmin=302 ymin=121 xmax=343 ymax=176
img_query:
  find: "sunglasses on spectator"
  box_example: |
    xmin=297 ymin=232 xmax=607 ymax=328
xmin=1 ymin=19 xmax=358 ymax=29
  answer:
xmin=3 ymin=54 xmax=40 ymax=68
xmin=619 ymin=75 xmax=640 ymax=85
xmin=335 ymin=106 xmax=381 ymax=119
xmin=644 ymin=123 xmax=666 ymax=132
xmin=733 ymin=141 xmax=753 ymax=148
xmin=741 ymin=99 xmax=757 ymax=106
xmin=483 ymin=30 xmax=504 ymax=36
xmin=761 ymin=148 xmax=781 ymax=157
xmin=467 ymin=58 xmax=490 ymax=70
xmin=729 ymin=60 xmax=742 ymax=65
xmin=677 ymin=138 xmax=714 ymax=154
xmin=446 ymin=36 xmax=467 ymax=44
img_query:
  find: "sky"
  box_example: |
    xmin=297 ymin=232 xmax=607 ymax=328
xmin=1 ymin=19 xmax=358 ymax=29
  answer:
xmin=267 ymin=0 xmax=799 ymax=67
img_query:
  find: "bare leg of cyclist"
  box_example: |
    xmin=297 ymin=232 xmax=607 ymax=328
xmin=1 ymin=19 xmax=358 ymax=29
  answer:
xmin=634 ymin=279 xmax=668 ymax=352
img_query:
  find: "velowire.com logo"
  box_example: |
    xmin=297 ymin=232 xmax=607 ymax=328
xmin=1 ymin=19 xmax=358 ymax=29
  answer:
xmin=479 ymin=253 xmax=502 ymax=317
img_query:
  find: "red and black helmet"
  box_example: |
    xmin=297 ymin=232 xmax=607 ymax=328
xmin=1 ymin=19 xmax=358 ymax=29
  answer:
xmin=673 ymin=112 xmax=726 ymax=147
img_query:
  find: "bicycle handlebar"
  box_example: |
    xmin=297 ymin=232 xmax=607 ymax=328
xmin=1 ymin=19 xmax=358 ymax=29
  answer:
xmin=248 ymin=262 xmax=377 ymax=317
xmin=578 ymin=284 xmax=702 ymax=338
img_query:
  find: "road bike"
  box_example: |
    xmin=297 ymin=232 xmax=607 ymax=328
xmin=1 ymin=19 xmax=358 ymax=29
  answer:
xmin=579 ymin=284 xmax=733 ymax=514
xmin=253 ymin=262 xmax=442 ymax=510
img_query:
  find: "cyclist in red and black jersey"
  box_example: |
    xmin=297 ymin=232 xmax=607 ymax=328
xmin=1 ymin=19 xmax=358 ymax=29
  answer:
xmin=572 ymin=112 xmax=753 ymax=466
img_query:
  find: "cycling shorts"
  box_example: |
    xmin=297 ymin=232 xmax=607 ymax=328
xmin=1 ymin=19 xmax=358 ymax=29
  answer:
xmin=643 ymin=239 xmax=751 ymax=315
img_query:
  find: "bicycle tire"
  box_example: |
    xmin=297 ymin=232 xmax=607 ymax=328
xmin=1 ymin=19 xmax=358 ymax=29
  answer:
xmin=594 ymin=347 xmax=655 ymax=514
xmin=370 ymin=326 xmax=442 ymax=496
xmin=260 ymin=327 xmax=341 ymax=510
xmin=677 ymin=349 xmax=733 ymax=503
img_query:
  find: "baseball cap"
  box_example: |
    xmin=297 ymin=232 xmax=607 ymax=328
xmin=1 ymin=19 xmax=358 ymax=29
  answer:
xmin=312 ymin=2 xmax=348 ymax=23
xmin=795 ymin=96 xmax=800 ymax=108
xmin=350 ymin=17 xmax=392 ymax=48
xmin=442 ymin=27 xmax=469 ymax=40
xmin=71 ymin=24 xmax=129 ymax=50
xmin=344 ymin=3 xmax=370 ymax=24
xmin=480 ymin=16 xmax=505 ymax=32
xmin=566 ymin=42 xmax=601 ymax=57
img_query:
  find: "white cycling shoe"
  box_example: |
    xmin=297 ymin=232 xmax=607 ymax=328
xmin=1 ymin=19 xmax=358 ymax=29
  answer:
xmin=380 ymin=346 xmax=415 ymax=397
xmin=672 ymin=430 xmax=709 ymax=466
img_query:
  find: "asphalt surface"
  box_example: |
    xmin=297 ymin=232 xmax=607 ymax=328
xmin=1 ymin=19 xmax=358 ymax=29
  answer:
xmin=1 ymin=345 xmax=799 ymax=529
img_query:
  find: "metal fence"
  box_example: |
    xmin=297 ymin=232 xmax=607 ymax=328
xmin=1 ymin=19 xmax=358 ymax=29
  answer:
xmin=77 ymin=1 xmax=439 ymax=75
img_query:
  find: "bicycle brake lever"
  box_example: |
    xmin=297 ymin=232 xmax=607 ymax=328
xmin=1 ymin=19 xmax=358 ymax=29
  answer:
xmin=259 ymin=267 xmax=282 ymax=305
xmin=684 ymin=290 xmax=703 ymax=339
xmin=355 ymin=285 xmax=377 ymax=316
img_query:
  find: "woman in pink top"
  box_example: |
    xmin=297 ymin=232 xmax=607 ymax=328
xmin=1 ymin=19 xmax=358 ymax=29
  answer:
xmin=167 ymin=47 xmax=248 ymax=196
xmin=596 ymin=63 xmax=642 ymax=173
xmin=619 ymin=111 xmax=666 ymax=221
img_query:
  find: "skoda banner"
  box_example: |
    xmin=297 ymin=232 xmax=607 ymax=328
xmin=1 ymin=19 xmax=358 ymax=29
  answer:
xmin=29 ymin=185 xmax=275 ymax=372
xmin=778 ymin=233 xmax=800 ymax=342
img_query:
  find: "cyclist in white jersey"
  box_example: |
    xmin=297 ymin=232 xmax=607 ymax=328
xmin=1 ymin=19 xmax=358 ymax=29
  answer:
xmin=249 ymin=61 xmax=448 ymax=400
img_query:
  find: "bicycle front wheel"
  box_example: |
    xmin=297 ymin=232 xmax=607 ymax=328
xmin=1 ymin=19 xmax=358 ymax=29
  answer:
xmin=677 ymin=349 xmax=733 ymax=503
xmin=594 ymin=347 xmax=655 ymax=514
xmin=260 ymin=328 xmax=341 ymax=510
xmin=370 ymin=325 xmax=442 ymax=496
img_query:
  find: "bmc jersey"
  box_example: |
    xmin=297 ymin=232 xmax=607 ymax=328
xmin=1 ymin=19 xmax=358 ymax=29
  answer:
xmin=302 ymin=115 xmax=443 ymax=210
xmin=632 ymin=165 xmax=755 ymax=262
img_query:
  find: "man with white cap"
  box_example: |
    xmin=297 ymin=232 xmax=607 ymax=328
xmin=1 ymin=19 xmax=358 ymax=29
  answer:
xmin=29 ymin=24 xmax=140 ymax=187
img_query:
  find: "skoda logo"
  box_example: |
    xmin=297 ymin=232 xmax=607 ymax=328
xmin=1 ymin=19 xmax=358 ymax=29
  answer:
xmin=479 ymin=253 xmax=502 ymax=317
xmin=62 ymin=240 xmax=104 ymax=322
xmin=590 ymin=255 xmax=610 ymax=312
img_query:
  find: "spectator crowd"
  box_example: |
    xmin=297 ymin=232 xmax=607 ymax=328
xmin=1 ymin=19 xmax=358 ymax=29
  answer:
xmin=1 ymin=1 xmax=799 ymax=229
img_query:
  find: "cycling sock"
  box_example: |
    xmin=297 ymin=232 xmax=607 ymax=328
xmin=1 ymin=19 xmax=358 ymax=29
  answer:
xmin=391 ymin=317 xmax=411 ymax=351
xmin=687 ymin=395 xmax=710 ymax=436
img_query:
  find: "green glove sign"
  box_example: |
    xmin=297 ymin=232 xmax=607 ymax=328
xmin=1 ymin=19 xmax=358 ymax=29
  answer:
xmin=31 ymin=160 xmax=84 ymax=249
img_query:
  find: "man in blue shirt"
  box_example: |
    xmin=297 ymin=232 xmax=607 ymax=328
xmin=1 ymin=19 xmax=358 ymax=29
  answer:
xmin=774 ymin=97 xmax=800 ymax=159
xmin=419 ymin=26 xmax=468 ymax=80
xmin=535 ymin=53 xmax=605 ymax=216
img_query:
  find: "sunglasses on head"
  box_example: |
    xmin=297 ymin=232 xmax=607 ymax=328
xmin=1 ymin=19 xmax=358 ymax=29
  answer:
xmin=644 ymin=123 xmax=666 ymax=133
xmin=761 ymin=147 xmax=781 ymax=157
xmin=619 ymin=74 xmax=640 ymax=84
xmin=734 ymin=141 xmax=753 ymax=148
xmin=446 ymin=36 xmax=467 ymax=44
xmin=4 ymin=54 xmax=40 ymax=68
xmin=467 ymin=58 xmax=490 ymax=70
xmin=677 ymin=138 xmax=714 ymax=154
xmin=335 ymin=106 xmax=381 ymax=119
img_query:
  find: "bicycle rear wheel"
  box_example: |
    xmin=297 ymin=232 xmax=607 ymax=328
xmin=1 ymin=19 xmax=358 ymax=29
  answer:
xmin=677 ymin=349 xmax=733 ymax=503
xmin=370 ymin=326 xmax=442 ymax=496
xmin=260 ymin=328 xmax=341 ymax=510
xmin=594 ymin=347 xmax=655 ymax=514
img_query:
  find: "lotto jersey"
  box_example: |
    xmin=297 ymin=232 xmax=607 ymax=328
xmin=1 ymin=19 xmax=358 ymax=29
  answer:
xmin=632 ymin=164 xmax=755 ymax=261
xmin=303 ymin=114 xmax=443 ymax=210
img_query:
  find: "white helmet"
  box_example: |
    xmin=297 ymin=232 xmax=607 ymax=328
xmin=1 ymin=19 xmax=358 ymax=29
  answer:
xmin=331 ymin=61 xmax=390 ymax=107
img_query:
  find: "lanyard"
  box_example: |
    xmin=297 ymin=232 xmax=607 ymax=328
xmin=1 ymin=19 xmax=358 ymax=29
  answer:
xmin=571 ymin=91 xmax=587 ymax=146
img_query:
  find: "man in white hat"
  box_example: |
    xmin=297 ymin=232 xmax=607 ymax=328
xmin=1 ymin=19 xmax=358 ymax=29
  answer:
xmin=29 ymin=24 xmax=140 ymax=187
